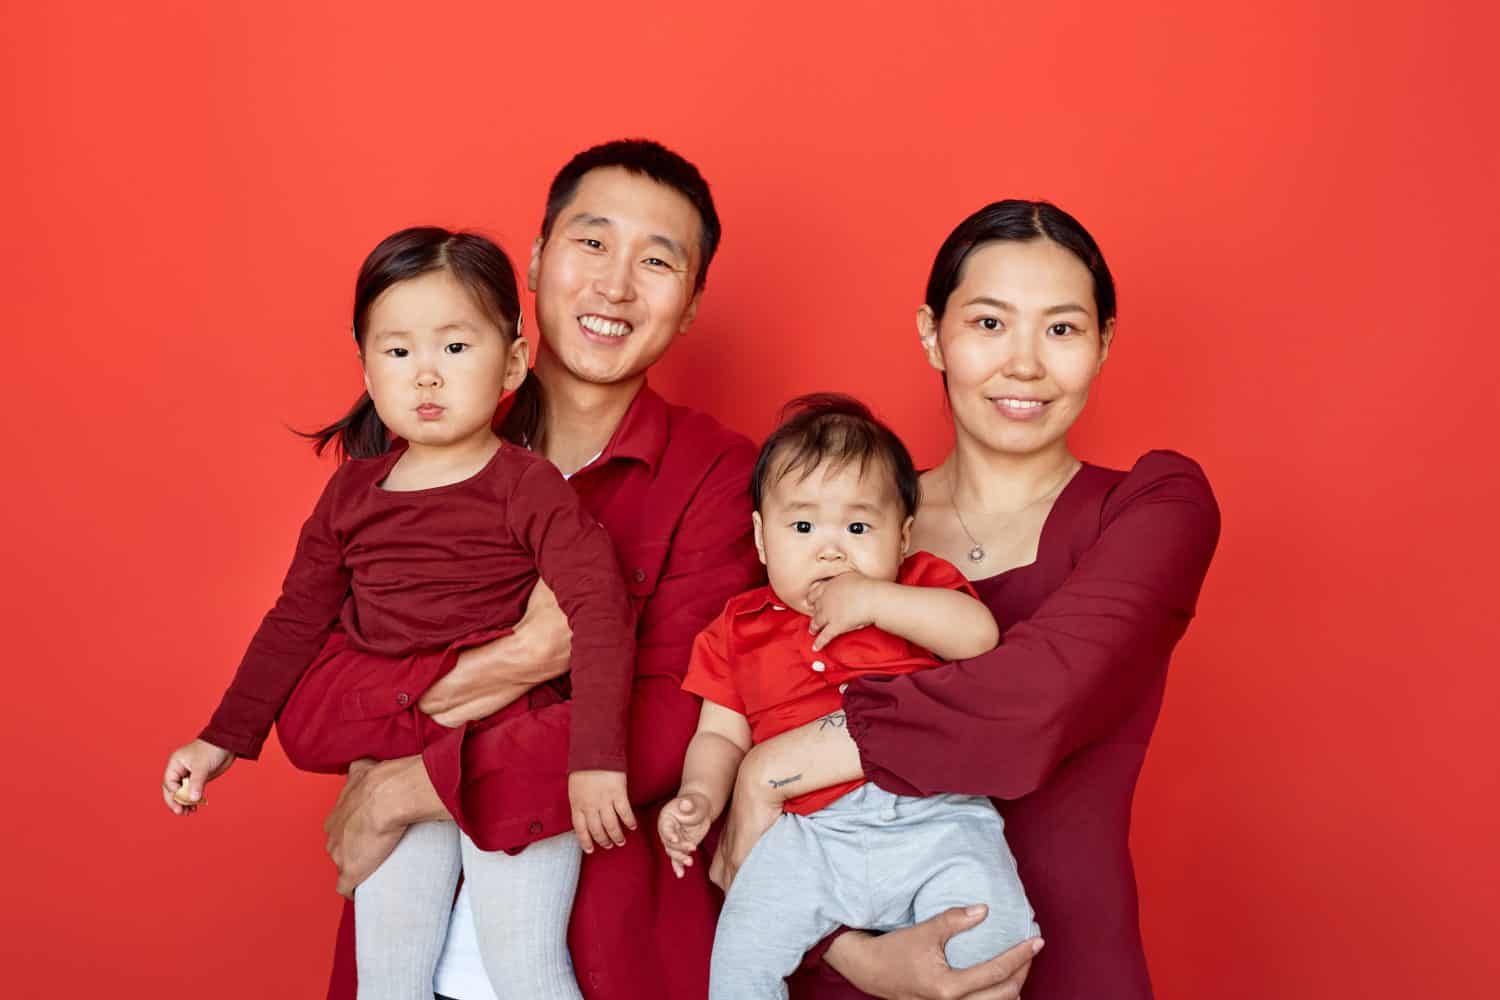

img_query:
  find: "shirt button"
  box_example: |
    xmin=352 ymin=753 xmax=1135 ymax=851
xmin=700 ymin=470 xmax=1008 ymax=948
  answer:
xmin=528 ymin=821 xmax=544 ymax=834
xmin=632 ymin=568 xmax=646 ymax=583
xmin=810 ymin=660 xmax=826 ymax=673
xmin=395 ymin=691 xmax=410 ymax=706
xmin=772 ymin=604 xmax=786 ymax=611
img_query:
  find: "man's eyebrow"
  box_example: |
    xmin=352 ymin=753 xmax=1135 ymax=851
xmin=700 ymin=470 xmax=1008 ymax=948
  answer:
xmin=565 ymin=212 xmax=613 ymax=229
xmin=646 ymin=233 xmax=687 ymax=260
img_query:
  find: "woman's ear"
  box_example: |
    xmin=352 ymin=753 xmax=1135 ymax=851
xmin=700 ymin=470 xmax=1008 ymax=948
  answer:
xmin=917 ymin=305 xmax=945 ymax=373
xmin=1097 ymin=318 xmax=1116 ymax=373
xmin=751 ymin=511 xmax=768 ymax=565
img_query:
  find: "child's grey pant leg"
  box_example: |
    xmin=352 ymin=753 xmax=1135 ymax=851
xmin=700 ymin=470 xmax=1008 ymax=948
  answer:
xmin=460 ymin=831 xmax=583 ymax=1000
xmin=870 ymin=792 xmax=1039 ymax=970
xmin=709 ymin=809 xmax=868 ymax=1000
xmin=354 ymin=819 xmax=463 ymax=1000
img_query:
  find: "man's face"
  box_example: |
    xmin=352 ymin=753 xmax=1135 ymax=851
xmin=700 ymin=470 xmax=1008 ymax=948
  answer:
xmin=530 ymin=166 xmax=703 ymax=387
xmin=752 ymin=458 xmax=912 ymax=615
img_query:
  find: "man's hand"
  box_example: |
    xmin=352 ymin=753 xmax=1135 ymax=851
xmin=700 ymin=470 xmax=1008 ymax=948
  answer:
xmin=658 ymin=790 xmax=713 ymax=878
xmin=826 ymin=911 xmax=1041 ymax=1000
xmin=161 ymin=738 xmax=236 ymax=815
xmin=419 ymin=580 xmax=572 ymax=727
xmin=808 ymin=572 xmax=888 ymax=651
xmin=568 ymin=770 xmax=636 ymax=853
xmin=323 ymin=758 xmax=424 ymax=898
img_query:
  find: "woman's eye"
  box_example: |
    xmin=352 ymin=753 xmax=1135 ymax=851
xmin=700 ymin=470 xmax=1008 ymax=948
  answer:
xmin=444 ymin=343 xmax=468 ymax=354
xmin=1048 ymin=322 xmax=1075 ymax=336
xmin=385 ymin=347 xmax=408 ymax=358
xmin=978 ymin=317 xmax=1002 ymax=331
xmin=792 ymin=521 xmax=813 ymax=534
xmin=847 ymin=522 xmax=871 ymax=535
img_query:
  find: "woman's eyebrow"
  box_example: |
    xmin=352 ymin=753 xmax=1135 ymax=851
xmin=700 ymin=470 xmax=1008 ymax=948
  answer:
xmin=1043 ymin=303 xmax=1090 ymax=316
xmin=962 ymin=296 xmax=1015 ymax=310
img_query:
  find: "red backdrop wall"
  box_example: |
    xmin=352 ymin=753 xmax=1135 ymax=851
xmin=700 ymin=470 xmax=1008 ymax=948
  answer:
xmin=5 ymin=2 xmax=1497 ymax=996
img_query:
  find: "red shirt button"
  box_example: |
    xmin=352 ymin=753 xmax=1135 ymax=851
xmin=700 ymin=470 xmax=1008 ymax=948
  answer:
xmin=395 ymin=691 xmax=410 ymax=706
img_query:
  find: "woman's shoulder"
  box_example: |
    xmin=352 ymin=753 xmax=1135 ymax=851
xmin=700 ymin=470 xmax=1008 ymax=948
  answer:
xmin=1078 ymin=449 xmax=1220 ymax=534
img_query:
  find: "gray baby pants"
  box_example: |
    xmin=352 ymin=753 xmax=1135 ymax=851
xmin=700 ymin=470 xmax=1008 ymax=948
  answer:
xmin=710 ymin=784 xmax=1038 ymax=1000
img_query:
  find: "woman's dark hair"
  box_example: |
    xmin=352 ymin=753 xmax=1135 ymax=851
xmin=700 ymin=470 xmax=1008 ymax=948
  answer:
xmin=752 ymin=394 xmax=920 ymax=519
xmin=924 ymin=200 xmax=1117 ymax=325
xmin=305 ymin=227 xmax=522 ymax=460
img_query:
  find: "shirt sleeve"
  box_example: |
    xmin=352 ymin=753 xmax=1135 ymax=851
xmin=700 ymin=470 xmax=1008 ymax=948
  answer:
xmin=679 ymin=612 xmax=746 ymax=715
xmin=200 ymin=468 xmax=351 ymax=759
xmin=897 ymin=549 xmax=979 ymax=596
xmin=507 ymin=458 xmax=636 ymax=773
xmin=844 ymin=451 xmax=1221 ymax=801
xmin=423 ymin=438 xmax=764 ymax=851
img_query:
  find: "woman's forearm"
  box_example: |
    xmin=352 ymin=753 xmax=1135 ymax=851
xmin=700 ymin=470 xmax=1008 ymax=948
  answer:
xmin=740 ymin=710 xmax=864 ymax=804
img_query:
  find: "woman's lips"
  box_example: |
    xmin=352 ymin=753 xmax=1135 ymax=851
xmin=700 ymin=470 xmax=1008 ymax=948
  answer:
xmin=991 ymin=397 xmax=1050 ymax=422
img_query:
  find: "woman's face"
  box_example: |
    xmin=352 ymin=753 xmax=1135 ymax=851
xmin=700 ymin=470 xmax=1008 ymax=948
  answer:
xmin=920 ymin=238 xmax=1114 ymax=459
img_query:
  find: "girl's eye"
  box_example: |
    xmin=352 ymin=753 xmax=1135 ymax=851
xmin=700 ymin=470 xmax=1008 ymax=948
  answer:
xmin=792 ymin=521 xmax=813 ymax=534
xmin=847 ymin=522 xmax=871 ymax=535
xmin=385 ymin=347 xmax=409 ymax=358
xmin=978 ymin=317 xmax=1002 ymax=331
xmin=444 ymin=343 xmax=468 ymax=354
xmin=1048 ymin=322 xmax=1075 ymax=336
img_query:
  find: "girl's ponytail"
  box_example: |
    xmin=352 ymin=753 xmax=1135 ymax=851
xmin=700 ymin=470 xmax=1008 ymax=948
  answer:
xmin=499 ymin=375 xmax=545 ymax=450
xmin=301 ymin=392 xmax=390 ymax=460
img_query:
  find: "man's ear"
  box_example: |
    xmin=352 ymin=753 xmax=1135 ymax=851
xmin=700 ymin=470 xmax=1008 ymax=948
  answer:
xmin=899 ymin=515 xmax=914 ymax=557
xmin=503 ymin=334 xmax=530 ymax=392
xmin=751 ymin=511 xmax=767 ymax=565
xmin=917 ymin=305 xmax=945 ymax=372
xmin=678 ymin=289 xmax=703 ymax=334
xmin=527 ymin=236 xmax=544 ymax=292
xmin=1097 ymin=318 xmax=1116 ymax=373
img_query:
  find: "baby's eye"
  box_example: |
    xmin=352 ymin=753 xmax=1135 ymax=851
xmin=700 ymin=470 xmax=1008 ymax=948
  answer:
xmin=384 ymin=347 xmax=409 ymax=358
xmin=978 ymin=317 xmax=1002 ymax=331
xmin=791 ymin=521 xmax=813 ymax=534
xmin=847 ymin=522 xmax=871 ymax=535
xmin=444 ymin=343 xmax=468 ymax=354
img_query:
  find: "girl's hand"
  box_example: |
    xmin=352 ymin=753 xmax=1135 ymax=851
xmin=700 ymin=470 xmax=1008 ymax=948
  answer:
xmin=826 ymin=913 xmax=1041 ymax=1000
xmin=568 ymin=770 xmax=636 ymax=853
xmin=658 ymin=791 xmax=713 ymax=877
xmin=161 ymin=738 xmax=235 ymax=815
xmin=808 ymin=572 xmax=884 ymax=651
xmin=708 ymin=763 xmax=783 ymax=893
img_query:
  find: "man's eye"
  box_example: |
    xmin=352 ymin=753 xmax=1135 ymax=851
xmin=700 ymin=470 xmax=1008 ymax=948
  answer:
xmin=385 ymin=347 xmax=408 ymax=358
xmin=643 ymin=257 xmax=670 ymax=269
xmin=792 ymin=521 xmax=813 ymax=534
xmin=579 ymin=238 xmax=605 ymax=250
xmin=444 ymin=343 xmax=468 ymax=354
xmin=847 ymin=522 xmax=871 ymax=535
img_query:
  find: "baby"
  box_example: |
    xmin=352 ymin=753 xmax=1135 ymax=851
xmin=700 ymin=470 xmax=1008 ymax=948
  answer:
xmin=659 ymin=393 xmax=1038 ymax=999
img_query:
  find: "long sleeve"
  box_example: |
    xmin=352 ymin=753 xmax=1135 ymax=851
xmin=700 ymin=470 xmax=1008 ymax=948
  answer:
xmin=424 ymin=441 xmax=763 ymax=851
xmin=844 ymin=451 xmax=1220 ymax=801
xmin=200 ymin=470 xmax=351 ymax=759
xmin=507 ymin=459 xmax=636 ymax=773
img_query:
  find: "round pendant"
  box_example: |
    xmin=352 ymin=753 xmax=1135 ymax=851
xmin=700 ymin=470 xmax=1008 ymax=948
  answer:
xmin=968 ymin=545 xmax=986 ymax=563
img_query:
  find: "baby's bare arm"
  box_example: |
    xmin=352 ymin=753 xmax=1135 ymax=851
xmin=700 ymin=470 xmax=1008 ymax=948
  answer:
xmin=872 ymin=582 xmax=999 ymax=660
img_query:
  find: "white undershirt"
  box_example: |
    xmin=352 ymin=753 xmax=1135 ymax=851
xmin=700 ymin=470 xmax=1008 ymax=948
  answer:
xmin=431 ymin=449 xmax=601 ymax=999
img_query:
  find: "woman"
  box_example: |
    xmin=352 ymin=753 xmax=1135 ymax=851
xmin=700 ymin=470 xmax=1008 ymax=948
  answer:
xmin=712 ymin=200 xmax=1221 ymax=999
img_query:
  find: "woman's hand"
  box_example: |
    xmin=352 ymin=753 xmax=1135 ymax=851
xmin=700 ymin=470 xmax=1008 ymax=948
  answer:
xmin=419 ymin=580 xmax=572 ymax=727
xmin=323 ymin=756 xmax=445 ymax=898
xmin=708 ymin=752 xmax=784 ymax=893
xmin=825 ymin=913 xmax=1041 ymax=1000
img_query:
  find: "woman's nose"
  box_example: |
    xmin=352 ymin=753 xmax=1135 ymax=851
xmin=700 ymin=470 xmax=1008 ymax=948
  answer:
xmin=1001 ymin=332 xmax=1045 ymax=379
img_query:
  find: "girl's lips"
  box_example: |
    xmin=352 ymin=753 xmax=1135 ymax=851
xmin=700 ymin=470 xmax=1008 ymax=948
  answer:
xmin=416 ymin=404 xmax=445 ymax=420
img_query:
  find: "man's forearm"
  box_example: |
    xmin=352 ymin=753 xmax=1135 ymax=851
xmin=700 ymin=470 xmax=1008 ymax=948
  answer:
xmin=373 ymin=755 xmax=449 ymax=830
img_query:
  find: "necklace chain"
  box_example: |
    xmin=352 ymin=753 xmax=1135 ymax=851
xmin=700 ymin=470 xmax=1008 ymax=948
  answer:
xmin=951 ymin=458 xmax=1079 ymax=564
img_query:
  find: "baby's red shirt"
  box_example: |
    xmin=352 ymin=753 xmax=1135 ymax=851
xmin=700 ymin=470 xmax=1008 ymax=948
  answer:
xmin=681 ymin=550 xmax=978 ymax=814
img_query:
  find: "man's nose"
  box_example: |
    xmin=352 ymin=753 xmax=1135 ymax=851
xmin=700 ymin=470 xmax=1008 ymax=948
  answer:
xmin=593 ymin=252 xmax=636 ymax=303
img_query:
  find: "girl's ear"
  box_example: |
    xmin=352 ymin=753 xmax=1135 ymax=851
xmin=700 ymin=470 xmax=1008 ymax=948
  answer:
xmin=503 ymin=334 xmax=530 ymax=393
xmin=361 ymin=356 xmax=372 ymax=397
xmin=751 ymin=511 xmax=768 ymax=566
xmin=917 ymin=305 xmax=945 ymax=372
xmin=527 ymin=236 xmax=544 ymax=292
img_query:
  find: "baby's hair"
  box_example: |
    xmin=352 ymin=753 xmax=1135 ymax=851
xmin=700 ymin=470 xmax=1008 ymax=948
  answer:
xmin=751 ymin=394 xmax=920 ymax=518
xmin=304 ymin=227 xmax=522 ymax=461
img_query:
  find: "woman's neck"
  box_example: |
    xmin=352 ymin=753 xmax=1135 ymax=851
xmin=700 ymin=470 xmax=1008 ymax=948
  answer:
xmin=942 ymin=434 xmax=1080 ymax=514
xmin=532 ymin=349 xmax=643 ymax=476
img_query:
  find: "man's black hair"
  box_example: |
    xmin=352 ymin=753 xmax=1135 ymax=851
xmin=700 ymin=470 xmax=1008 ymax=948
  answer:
xmin=752 ymin=394 xmax=920 ymax=518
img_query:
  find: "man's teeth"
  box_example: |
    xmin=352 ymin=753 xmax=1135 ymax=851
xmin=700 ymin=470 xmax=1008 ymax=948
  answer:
xmin=997 ymin=398 xmax=1045 ymax=410
xmin=579 ymin=315 xmax=632 ymax=337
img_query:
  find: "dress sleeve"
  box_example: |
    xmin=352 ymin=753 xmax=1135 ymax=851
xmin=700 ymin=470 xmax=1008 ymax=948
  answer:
xmin=200 ymin=468 xmax=352 ymax=759
xmin=680 ymin=613 xmax=746 ymax=714
xmin=508 ymin=458 xmax=636 ymax=773
xmin=423 ymin=440 xmax=764 ymax=851
xmin=844 ymin=451 xmax=1221 ymax=800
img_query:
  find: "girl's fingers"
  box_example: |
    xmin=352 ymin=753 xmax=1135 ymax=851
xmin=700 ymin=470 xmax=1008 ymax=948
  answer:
xmin=572 ymin=810 xmax=594 ymax=853
xmin=616 ymin=797 xmax=637 ymax=831
xmin=600 ymin=806 xmax=626 ymax=846
xmin=585 ymin=809 xmax=611 ymax=850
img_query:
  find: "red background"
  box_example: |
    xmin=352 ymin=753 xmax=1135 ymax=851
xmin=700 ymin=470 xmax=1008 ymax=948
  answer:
xmin=4 ymin=2 xmax=1497 ymax=996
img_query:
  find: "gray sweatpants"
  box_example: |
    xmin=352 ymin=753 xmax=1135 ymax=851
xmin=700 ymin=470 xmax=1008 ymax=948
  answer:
xmin=355 ymin=823 xmax=583 ymax=1000
xmin=710 ymin=784 xmax=1038 ymax=1000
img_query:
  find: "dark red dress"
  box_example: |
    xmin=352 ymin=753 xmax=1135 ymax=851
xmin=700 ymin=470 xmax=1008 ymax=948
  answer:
xmin=790 ymin=450 xmax=1220 ymax=1000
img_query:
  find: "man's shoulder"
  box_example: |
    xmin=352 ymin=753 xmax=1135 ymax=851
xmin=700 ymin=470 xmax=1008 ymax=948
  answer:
xmin=659 ymin=397 xmax=756 ymax=461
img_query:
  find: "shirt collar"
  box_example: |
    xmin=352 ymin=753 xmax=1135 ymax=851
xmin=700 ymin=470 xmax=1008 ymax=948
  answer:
xmin=733 ymin=585 xmax=793 ymax=617
xmin=590 ymin=382 xmax=669 ymax=475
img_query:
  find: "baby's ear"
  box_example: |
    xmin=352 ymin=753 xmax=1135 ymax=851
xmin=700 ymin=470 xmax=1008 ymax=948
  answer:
xmin=751 ymin=512 xmax=768 ymax=565
xmin=899 ymin=515 xmax=914 ymax=556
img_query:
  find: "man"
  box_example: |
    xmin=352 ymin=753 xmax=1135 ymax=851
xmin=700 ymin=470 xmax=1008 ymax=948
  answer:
xmin=316 ymin=139 xmax=1035 ymax=1000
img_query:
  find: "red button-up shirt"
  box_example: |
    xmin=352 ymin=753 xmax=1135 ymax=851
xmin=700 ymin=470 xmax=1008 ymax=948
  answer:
xmin=682 ymin=551 xmax=975 ymax=815
xmin=322 ymin=385 xmax=764 ymax=1000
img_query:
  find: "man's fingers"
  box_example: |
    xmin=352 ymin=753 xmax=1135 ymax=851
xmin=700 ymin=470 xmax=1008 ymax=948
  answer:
xmin=946 ymin=935 xmax=1041 ymax=996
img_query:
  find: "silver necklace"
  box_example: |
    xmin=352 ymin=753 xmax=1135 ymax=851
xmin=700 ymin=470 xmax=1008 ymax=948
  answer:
xmin=950 ymin=459 xmax=1080 ymax=564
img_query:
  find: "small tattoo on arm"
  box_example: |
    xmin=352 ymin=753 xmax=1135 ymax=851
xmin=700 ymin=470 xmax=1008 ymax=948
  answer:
xmin=768 ymin=774 xmax=802 ymax=789
xmin=818 ymin=711 xmax=847 ymax=731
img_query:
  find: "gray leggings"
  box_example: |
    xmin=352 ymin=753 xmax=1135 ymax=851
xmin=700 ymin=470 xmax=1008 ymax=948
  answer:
xmin=355 ymin=823 xmax=582 ymax=1000
xmin=711 ymin=785 xmax=1039 ymax=1000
